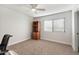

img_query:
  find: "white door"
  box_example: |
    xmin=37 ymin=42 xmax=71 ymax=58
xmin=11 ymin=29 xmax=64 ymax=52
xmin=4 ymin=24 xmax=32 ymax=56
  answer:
xmin=72 ymin=10 xmax=79 ymax=52
xmin=76 ymin=11 xmax=79 ymax=52
xmin=73 ymin=11 xmax=79 ymax=52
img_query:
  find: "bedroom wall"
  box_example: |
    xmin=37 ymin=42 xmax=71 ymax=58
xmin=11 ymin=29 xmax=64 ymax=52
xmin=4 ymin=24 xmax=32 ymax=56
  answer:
xmin=38 ymin=11 xmax=72 ymax=45
xmin=0 ymin=5 xmax=33 ymax=46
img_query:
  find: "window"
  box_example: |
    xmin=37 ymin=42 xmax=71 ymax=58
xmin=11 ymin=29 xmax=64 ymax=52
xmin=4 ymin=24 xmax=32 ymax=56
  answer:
xmin=44 ymin=18 xmax=65 ymax=32
xmin=53 ymin=19 xmax=65 ymax=32
xmin=44 ymin=20 xmax=52 ymax=32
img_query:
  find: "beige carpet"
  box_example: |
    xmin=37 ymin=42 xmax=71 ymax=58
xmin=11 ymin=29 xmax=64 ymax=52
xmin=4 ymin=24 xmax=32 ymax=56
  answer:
xmin=8 ymin=39 xmax=79 ymax=55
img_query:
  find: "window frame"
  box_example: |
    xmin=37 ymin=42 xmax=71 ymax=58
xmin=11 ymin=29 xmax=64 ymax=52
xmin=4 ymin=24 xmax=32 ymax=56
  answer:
xmin=44 ymin=20 xmax=53 ymax=32
xmin=43 ymin=18 xmax=65 ymax=32
xmin=53 ymin=18 xmax=65 ymax=32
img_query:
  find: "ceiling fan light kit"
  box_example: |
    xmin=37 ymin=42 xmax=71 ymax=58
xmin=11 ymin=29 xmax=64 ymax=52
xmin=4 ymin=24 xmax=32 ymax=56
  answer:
xmin=32 ymin=8 xmax=36 ymax=11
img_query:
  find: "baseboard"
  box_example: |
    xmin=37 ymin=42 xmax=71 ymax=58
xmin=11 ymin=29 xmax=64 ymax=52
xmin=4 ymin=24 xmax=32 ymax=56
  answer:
xmin=41 ymin=38 xmax=72 ymax=46
xmin=8 ymin=37 xmax=30 ymax=46
xmin=8 ymin=37 xmax=71 ymax=46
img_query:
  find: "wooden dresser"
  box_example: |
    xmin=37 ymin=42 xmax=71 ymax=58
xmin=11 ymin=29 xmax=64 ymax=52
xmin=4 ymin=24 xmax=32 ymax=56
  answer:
xmin=32 ymin=21 xmax=40 ymax=40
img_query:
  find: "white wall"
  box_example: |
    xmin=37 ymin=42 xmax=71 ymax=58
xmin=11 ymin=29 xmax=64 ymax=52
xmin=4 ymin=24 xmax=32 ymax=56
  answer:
xmin=38 ymin=11 xmax=72 ymax=45
xmin=0 ymin=6 xmax=33 ymax=46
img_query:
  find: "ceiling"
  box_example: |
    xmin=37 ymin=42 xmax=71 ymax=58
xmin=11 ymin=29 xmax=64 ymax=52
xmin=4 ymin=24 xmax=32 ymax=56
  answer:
xmin=36 ymin=4 xmax=72 ymax=10
xmin=33 ymin=4 xmax=75 ymax=17
xmin=0 ymin=4 xmax=75 ymax=17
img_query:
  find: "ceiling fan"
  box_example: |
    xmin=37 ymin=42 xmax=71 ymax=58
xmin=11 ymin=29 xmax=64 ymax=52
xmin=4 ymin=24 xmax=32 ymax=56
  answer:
xmin=30 ymin=4 xmax=45 ymax=12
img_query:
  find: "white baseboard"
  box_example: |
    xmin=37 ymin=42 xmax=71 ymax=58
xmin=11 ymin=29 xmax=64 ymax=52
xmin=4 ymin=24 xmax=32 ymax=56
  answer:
xmin=41 ymin=38 xmax=72 ymax=46
xmin=8 ymin=37 xmax=71 ymax=46
xmin=8 ymin=37 xmax=30 ymax=46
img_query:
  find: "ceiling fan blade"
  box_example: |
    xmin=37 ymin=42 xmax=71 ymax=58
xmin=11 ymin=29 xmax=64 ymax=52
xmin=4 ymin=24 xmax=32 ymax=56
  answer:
xmin=36 ymin=8 xmax=45 ymax=11
xmin=30 ymin=4 xmax=37 ymax=8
